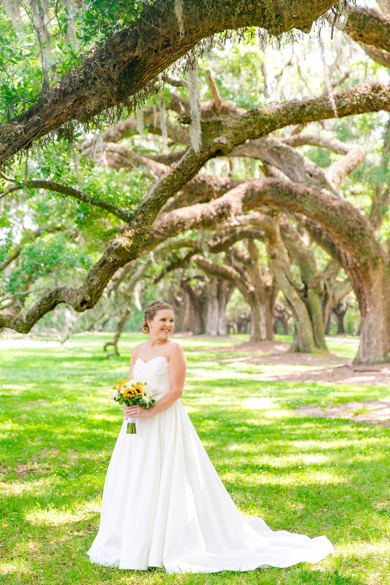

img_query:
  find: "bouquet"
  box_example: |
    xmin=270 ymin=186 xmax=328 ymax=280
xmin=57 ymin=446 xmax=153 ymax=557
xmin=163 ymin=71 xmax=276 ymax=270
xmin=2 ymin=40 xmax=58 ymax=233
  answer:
xmin=111 ymin=379 xmax=156 ymax=434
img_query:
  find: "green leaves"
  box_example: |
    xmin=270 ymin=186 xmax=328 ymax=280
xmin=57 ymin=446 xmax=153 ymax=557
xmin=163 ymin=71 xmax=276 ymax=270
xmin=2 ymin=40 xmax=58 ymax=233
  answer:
xmin=5 ymin=233 xmax=92 ymax=296
xmin=77 ymin=0 xmax=145 ymax=44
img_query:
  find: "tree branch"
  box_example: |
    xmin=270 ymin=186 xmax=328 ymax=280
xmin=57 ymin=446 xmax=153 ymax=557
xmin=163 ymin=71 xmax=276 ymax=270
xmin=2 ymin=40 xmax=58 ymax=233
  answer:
xmin=205 ymin=69 xmax=221 ymax=111
xmin=283 ymin=133 xmax=355 ymax=154
xmin=338 ymin=6 xmax=390 ymax=53
xmin=0 ymin=0 xmax=338 ymax=163
xmin=3 ymin=80 xmax=389 ymax=333
xmin=1 ymin=180 xmax=131 ymax=222
xmin=358 ymin=42 xmax=390 ymax=68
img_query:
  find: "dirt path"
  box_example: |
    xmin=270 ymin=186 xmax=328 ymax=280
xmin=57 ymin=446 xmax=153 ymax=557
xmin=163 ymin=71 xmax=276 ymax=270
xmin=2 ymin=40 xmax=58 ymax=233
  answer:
xmin=197 ymin=339 xmax=390 ymax=427
xmin=199 ymin=339 xmax=390 ymax=387
xmin=295 ymin=401 xmax=390 ymax=428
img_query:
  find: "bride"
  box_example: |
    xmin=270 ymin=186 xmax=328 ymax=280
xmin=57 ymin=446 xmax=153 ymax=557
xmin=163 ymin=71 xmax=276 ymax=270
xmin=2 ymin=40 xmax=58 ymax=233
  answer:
xmin=87 ymin=299 xmax=334 ymax=573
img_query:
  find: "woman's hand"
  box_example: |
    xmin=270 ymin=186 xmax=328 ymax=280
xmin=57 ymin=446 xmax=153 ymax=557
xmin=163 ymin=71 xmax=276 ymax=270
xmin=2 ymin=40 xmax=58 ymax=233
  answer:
xmin=124 ymin=405 xmax=155 ymax=419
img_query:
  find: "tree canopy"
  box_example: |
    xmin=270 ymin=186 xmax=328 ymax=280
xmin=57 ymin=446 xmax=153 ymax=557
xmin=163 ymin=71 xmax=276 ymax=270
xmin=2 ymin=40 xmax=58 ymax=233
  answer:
xmin=0 ymin=0 xmax=389 ymax=363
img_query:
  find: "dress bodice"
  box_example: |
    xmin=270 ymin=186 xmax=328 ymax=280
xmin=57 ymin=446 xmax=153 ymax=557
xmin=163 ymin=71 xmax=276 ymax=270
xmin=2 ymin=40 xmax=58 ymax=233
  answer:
xmin=133 ymin=357 xmax=171 ymax=400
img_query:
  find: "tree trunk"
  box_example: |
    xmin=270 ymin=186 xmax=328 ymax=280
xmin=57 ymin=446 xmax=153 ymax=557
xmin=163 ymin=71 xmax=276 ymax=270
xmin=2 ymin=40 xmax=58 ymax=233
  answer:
xmin=279 ymin=218 xmax=328 ymax=351
xmin=104 ymin=300 xmax=132 ymax=357
xmin=332 ymin=301 xmax=348 ymax=334
xmin=217 ymin=280 xmax=234 ymax=335
xmin=264 ymin=278 xmax=278 ymax=340
xmin=245 ymin=240 xmax=268 ymax=342
xmin=206 ymin=277 xmax=219 ymax=335
xmin=325 ymin=315 xmax=332 ymax=335
xmin=336 ymin=311 xmax=346 ymax=334
xmin=306 ymin=289 xmax=328 ymax=350
xmin=181 ymin=288 xmax=195 ymax=332
xmin=248 ymin=294 xmax=267 ymax=342
xmin=351 ymin=265 xmax=390 ymax=363
xmin=265 ymin=224 xmax=315 ymax=352
xmin=181 ymin=279 xmax=206 ymax=335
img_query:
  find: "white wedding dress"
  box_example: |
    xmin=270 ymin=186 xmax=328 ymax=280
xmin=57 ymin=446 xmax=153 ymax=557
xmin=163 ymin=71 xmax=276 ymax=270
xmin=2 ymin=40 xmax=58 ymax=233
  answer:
xmin=87 ymin=357 xmax=334 ymax=573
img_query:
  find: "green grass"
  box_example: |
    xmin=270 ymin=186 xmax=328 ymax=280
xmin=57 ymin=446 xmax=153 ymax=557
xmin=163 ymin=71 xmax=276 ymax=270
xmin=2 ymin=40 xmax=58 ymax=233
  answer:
xmin=0 ymin=333 xmax=389 ymax=585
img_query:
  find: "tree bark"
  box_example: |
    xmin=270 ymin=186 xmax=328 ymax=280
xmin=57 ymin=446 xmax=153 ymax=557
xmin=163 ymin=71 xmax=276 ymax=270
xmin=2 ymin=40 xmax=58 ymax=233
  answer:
xmin=1 ymin=0 xmax=338 ymax=163
xmin=338 ymin=7 xmax=390 ymax=53
xmin=350 ymin=265 xmax=390 ymax=363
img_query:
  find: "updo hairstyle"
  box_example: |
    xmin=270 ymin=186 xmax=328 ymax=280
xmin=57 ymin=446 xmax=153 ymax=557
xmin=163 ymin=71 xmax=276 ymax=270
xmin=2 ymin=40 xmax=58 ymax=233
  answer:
xmin=142 ymin=300 xmax=173 ymax=334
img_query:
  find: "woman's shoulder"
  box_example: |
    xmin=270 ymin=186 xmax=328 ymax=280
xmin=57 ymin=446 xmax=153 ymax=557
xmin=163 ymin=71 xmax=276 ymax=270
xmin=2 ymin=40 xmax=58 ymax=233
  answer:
xmin=166 ymin=341 xmax=185 ymax=361
xmin=131 ymin=342 xmax=147 ymax=359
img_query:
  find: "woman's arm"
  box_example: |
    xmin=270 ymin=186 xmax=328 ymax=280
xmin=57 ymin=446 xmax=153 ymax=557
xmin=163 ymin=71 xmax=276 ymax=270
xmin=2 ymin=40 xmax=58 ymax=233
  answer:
xmin=128 ymin=344 xmax=140 ymax=379
xmin=124 ymin=345 xmax=140 ymax=419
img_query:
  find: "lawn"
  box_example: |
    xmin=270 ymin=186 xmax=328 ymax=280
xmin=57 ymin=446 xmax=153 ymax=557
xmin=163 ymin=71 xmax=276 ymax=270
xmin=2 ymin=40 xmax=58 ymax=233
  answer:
xmin=0 ymin=333 xmax=389 ymax=585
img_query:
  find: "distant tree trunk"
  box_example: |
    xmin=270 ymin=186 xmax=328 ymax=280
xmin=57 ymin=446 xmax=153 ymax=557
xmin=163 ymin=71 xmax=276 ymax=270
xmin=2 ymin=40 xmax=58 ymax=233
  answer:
xmin=248 ymin=295 xmax=266 ymax=342
xmin=306 ymin=289 xmax=327 ymax=351
xmin=237 ymin=316 xmax=251 ymax=334
xmin=169 ymin=292 xmax=185 ymax=331
xmin=104 ymin=300 xmax=131 ymax=356
xmin=319 ymin=259 xmax=352 ymax=333
xmin=192 ymin=250 xmax=269 ymax=342
xmin=206 ymin=277 xmax=234 ymax=335
xmin=264 ymin=221 xmax=315 ymax=352
xmin=217 ymin=280 xmax=234 ymax=335
xmin=181 ymin=288 xmax=195 ymax=332
xmin=265 ymin=277 xmax=278 ymax=339
xmin=246 ymin=240 xmax=270 ymax=341
xmin=273 ymin=299 xmax=292 ymax=334
xmin=206 ymin=277 xmax=219 ymax=335
xmin=280 ymin=218 xmax=328 ymax=351
xmin=325 ymin=315 xmax=332 ymax=335
xmin=332 ymin=300 xmax=349 ymax=334
xmin=181 ymin=278 xmax=206 ymax=334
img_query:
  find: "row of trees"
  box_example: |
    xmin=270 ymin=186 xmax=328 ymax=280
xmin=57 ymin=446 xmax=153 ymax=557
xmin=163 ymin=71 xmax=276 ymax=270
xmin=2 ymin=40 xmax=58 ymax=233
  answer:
xmin=0 ymin=0 xmax=389 ymax=363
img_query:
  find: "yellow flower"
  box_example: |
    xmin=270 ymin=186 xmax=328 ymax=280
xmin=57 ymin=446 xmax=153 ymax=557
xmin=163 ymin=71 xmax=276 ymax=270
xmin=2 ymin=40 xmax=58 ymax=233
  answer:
xmin=112 ymin=386 xmax=116 ymax=390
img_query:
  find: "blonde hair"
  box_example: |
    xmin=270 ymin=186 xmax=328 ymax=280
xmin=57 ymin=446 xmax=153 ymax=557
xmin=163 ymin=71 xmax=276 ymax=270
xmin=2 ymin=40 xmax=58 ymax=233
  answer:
xmin=142 ymin=300 xmax=173 ymax=334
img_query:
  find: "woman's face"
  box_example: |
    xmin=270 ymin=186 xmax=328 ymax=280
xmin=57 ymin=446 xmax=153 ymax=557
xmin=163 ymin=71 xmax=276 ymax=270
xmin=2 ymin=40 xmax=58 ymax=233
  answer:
xmin=148 ymin=309 xmax=174 ymax=338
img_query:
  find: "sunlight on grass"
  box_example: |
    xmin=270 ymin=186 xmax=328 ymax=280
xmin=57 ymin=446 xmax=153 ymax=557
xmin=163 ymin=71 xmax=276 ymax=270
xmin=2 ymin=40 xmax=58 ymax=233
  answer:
xmin=25 ymin=500 xmax=101 ymax=526
xmin=221 ymin=470 xmax=348 ymax=486
xmin=0 ymin=560 xmax=31 ymax=578
xmin=0 ymin=477 xmax=59 ymax=497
